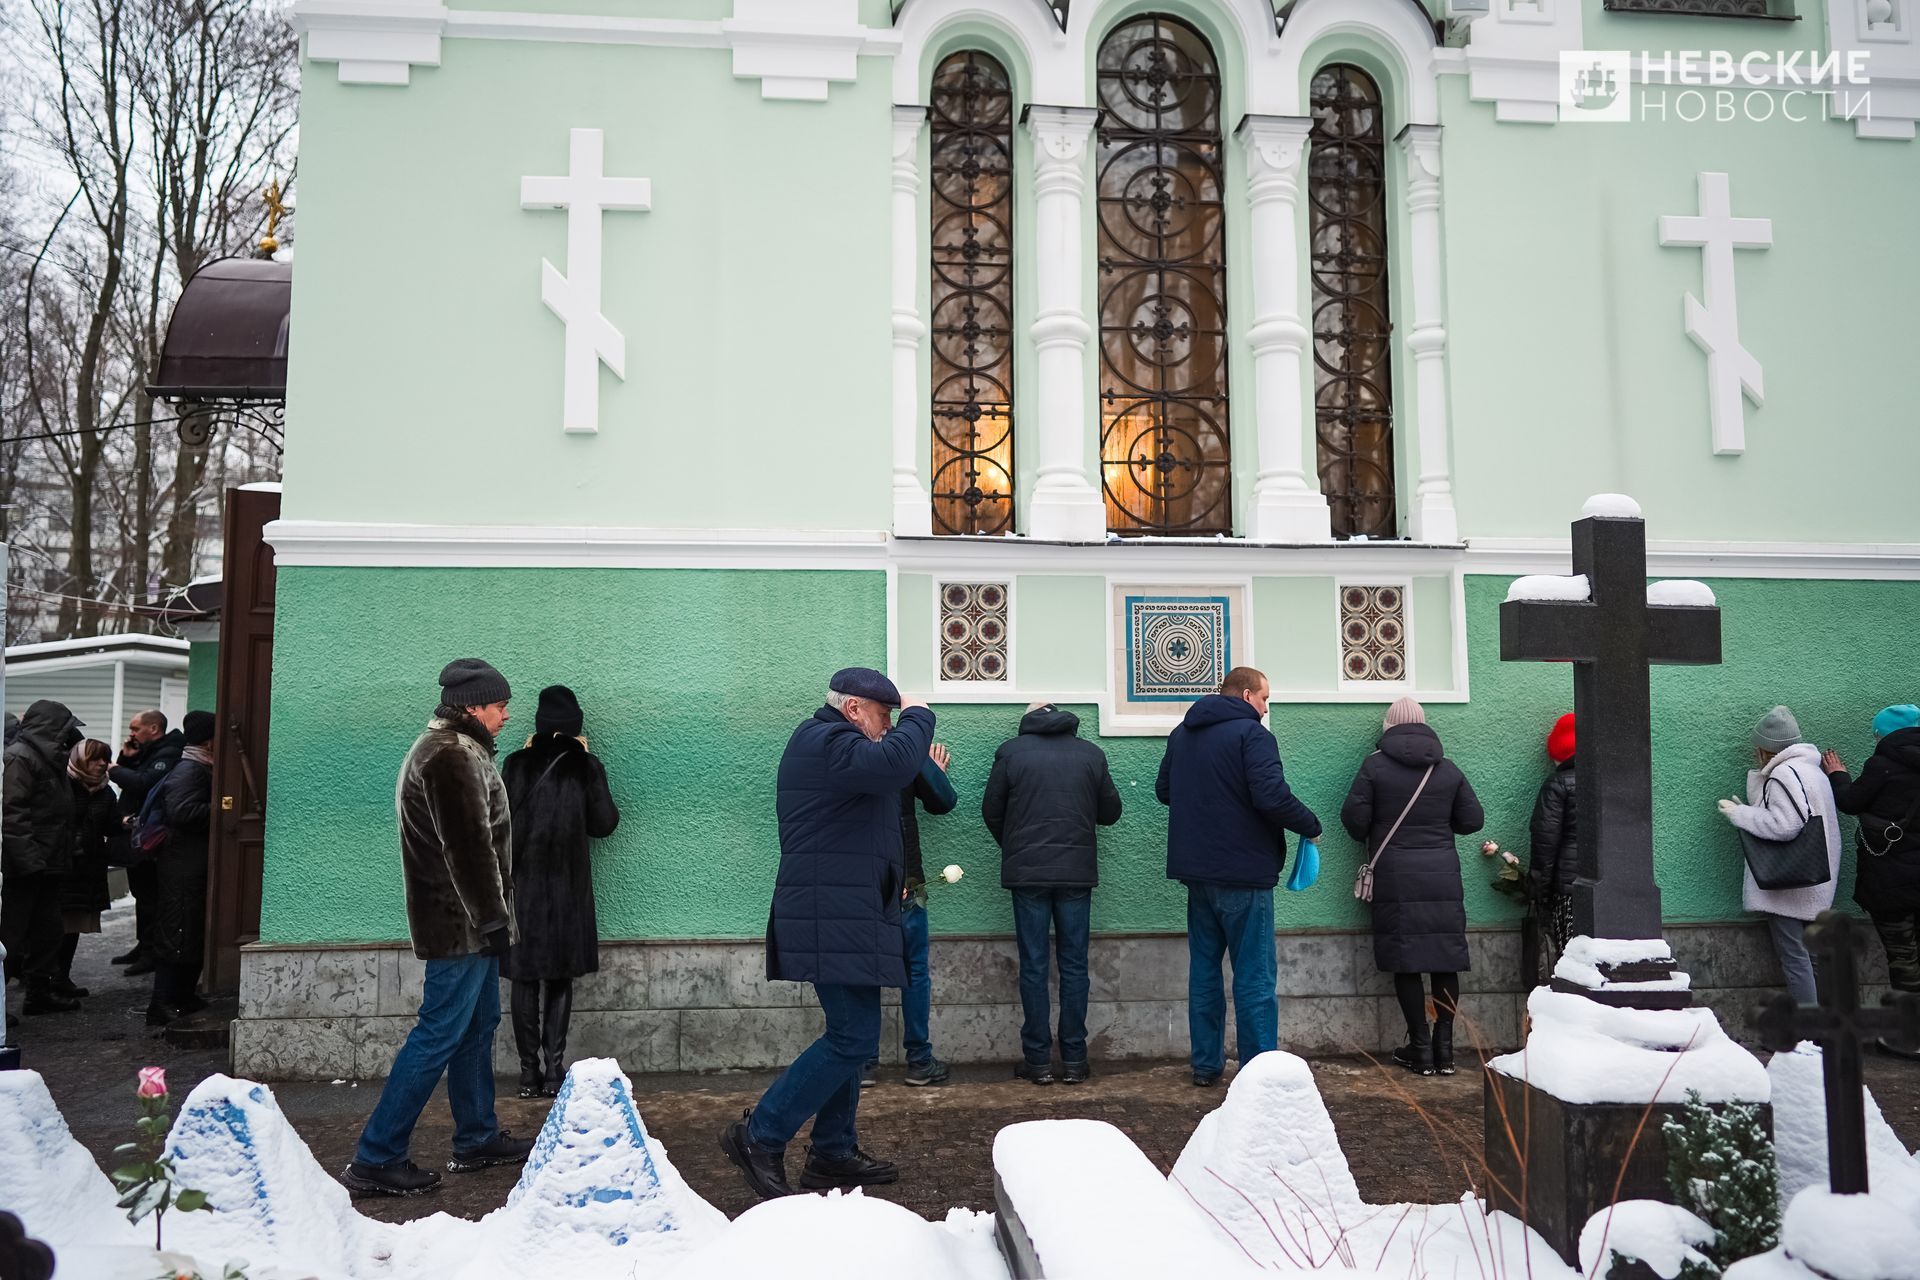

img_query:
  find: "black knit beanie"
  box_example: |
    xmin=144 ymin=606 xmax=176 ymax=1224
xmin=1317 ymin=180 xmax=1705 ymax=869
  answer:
xmin=535 ymin=685 xmax=583 ymax=737
xmin=439 ymin=658 xmax=511 ymax=708
xmin=182 ymin=710 xmax=216 ymax=746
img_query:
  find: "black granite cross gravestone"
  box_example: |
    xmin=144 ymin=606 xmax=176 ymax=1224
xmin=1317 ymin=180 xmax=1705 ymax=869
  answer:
xmin=1500 ymin=504 xmax=1722 ymax=944
xmin=1755 ymin=910 xmax=1920 ymax=1195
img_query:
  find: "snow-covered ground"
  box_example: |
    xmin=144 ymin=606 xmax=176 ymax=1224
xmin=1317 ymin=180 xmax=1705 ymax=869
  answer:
xmin=6 ymin=1039 xmax=1917 ymax=1279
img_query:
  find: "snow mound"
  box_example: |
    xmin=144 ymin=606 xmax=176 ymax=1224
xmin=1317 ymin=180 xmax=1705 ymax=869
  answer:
xmin=1489 ymin=988 xmax=1769 ymax=1104
xmin=1554 ymin=935 xmax=1691 ymax=991
xmin=659 ymin=1190 xmax=995 ymax=1280
xmin=1506 ymin=574 xmax=1590 ymax=603
xmin=1579 ymin=1201 xmax=1714 ymax=1279
xmin=1766 ymin=1044 xmax=1920 ymax=1208
xmin=480 ymin=1057 xmax=723 ymax=1267
xmin=1648 ymin=579 xmax=1716 ymax=607
xmin=1171 ymin=1050 xmax=1362 ymax=1238
xmin=1727 ymin=1185 xmax=1920 ymax=1280
xmin=162 ymin=1073 xmax=386 ymax=1277
xmin=998 ymin=1118 xmax=1266 ymax=1278
xmin=1584 ymin=492 xmax=1644 ymax=519
xmin=0 ymin=1070 xmax=139 ymax=1252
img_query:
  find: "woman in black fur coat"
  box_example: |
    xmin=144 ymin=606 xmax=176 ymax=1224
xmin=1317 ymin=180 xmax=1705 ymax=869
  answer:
xmin=502 ymin=685 xmax=620 ymax=1096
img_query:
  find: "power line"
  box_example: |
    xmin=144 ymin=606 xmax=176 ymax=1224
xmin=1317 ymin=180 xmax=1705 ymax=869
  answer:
xmin=0 ymin=414 xmax=186 ymax=446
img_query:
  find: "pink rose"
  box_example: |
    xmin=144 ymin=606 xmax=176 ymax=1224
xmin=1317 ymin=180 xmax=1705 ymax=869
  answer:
xmin=136 ymin=1066 xmax=168 ymax=1098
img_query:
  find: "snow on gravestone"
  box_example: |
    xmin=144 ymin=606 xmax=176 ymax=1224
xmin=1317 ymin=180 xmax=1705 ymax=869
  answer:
xmin=1488 ymin=988 xmax=1769 ymax=1105
xmin=0 ymin=1070 xmax=140 ymax=1251
xmin=1765 ymin=1044 xmax=1920 ymax=1208
xmin=478 ymin=1056 xmax=724 ymax=1270
xmin=994 ymin=1118 xmax=1271 ymax=1279
xmin=161 ymin=1073 xmax=392 ymax=1275
xmin=1722 ymin=1188 xmax=1920 ymax=1280
xmin=658 ymin=1192 xmax=1002 ymax=1280
xmin=1577 ymin=1201 xmax=1715 ymax=1280
xmin=1172 ymin=1052 xmax=1570 ymax=1279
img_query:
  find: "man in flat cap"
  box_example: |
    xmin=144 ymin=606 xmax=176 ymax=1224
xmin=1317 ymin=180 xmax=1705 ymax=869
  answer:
xmin=722 ymin=667 xmax=934 ymax=1198
xmin=342 ymin=659 xmax=533 ymax=1197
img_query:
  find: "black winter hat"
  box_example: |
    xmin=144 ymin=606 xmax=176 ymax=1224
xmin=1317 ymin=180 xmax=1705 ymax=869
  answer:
xmin=535 ymin=685 xmax=583 ymax=737
xmin=439 ymin=658 xmax=511 ymax=708
xmin=182 ymin=710 xmax=216 ymax=746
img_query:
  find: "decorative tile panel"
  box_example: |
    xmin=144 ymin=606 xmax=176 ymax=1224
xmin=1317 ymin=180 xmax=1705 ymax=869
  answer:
xmin=1339 ymin=584 xmax=1408 ymax=682
xmin=1124 ymin=595 xmax=1231 ymax=701
xmin=938 ymin=582 xmax=1009 ymax=681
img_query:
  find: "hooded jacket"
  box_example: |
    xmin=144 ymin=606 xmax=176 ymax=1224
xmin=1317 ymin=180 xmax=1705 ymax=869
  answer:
xmin=2 ymin=700 xmax=80 ymax=878
xmin=1156 ymin=694 xmax=1321 ymax=890
xmin=766 ymin=704 xmax=935 ymax=988
xmin=1339 ymin=722 xmax=1485 ymax=974
xmin=396 ymin=714 xmax=515 ymax=960
xmin=983 ymin=706 xmax=1123 ymax=890
xmin=1725 ymin=742 xmax=1842 ymax=922
xmin=1830 ymin=725 xmax=1920 ymax=915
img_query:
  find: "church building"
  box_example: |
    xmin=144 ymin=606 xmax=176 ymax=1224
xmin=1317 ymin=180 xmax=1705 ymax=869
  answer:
xmin=234 ymin=0 xmax=1920 ymax=1077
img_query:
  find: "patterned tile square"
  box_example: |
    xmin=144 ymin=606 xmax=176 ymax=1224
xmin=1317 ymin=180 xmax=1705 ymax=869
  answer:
xmin=1339 ymin=583 xmax=1408 ymax=682
xmin=1124 ymin=595 xmax=1231 ymax=701
xmin=938 ymin=582 xmax=1009 ymax=682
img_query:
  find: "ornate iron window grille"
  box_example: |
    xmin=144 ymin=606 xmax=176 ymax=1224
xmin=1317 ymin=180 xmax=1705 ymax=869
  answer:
xmin=1096 ymin=15 xmax=1232 ymax=537
xmin=929 ymin=51 xmax=1018 ymax=537
xmin=1309 ymin=64 xmax=1397 ymax=540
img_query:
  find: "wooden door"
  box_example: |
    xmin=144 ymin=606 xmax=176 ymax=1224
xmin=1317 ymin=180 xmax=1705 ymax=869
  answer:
xmin=204 ymin=486 xmax=279 ymax=992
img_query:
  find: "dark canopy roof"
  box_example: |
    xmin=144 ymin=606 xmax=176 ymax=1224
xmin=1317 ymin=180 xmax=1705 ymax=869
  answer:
xmin=147 ymin=258 xmax=291 ymax=402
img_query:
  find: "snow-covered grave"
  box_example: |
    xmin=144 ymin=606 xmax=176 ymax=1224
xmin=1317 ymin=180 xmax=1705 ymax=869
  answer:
xmin=6 ymin=1045 xmax=1919 ymax=1279
xmin=1505 ymin=573 xmax=1591 ymax=603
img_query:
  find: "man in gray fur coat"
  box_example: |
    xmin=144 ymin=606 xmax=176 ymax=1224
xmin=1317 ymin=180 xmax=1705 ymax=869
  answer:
xmin=340 ymin=659 xmax=533 ymax=1197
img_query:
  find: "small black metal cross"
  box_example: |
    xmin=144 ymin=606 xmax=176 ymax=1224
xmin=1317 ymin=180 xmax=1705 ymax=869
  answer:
xmin=1755 ymin=910 xmax=1920 ymax=1195
xmin=1500 ymin=505 xmax=1722 ymax=940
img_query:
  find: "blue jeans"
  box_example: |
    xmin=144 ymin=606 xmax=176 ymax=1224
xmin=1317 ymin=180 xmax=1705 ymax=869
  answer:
xmin=355 ymin=954 xmax=501 ymax=1167
xmin=1767 ymin=913 xmax=1819 ymax=1005
xmin=1186 ymin=884 xmax=1278 ymax=1077
xmin=902 ymin=903 xmax=933 ymax=1067
xmin=749 ymin=982 xmax=880 ymax=1159
xmin=1012 ymin=888 xmax=1091 ymax=1065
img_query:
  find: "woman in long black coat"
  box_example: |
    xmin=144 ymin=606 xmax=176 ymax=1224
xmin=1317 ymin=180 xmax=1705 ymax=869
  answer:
xmin=1823 ymin=704 xmax=1920 ymax=1054
xmin=503 ymin=685 xmax=619 ymax=1097
xmin=1340 ymin=697 xmax=1485 ymax=1078
xmin=57 ymin=738 xmax=120 ymax=999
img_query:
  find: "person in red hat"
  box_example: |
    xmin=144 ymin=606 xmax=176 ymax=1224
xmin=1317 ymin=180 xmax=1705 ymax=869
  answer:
xmin=1527 ymin=713 xmax=1578 ymax=967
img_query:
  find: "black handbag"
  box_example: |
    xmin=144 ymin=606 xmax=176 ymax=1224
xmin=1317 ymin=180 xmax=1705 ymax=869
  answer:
xmin=1859 ymin=792 xmax=1920 ymax=859
xmin=1737 ymin=771 xmax=1832 ymax=891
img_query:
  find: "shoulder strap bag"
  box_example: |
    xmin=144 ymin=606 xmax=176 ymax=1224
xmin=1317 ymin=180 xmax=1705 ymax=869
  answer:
xmin=1737 ymin=768 xmax=1833 ymax=891
xmin=1859 ymin=784 xmax=1920 ymax=858
xmin=1354 ymin=764 xmax=1436 ymax=903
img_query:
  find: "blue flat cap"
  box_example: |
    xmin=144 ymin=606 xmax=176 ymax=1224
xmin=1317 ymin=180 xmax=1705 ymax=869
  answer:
xmin=830 ymin=666 xmax=900 ymax=707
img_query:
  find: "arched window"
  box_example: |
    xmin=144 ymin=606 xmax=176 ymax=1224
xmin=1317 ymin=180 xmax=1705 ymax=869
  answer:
xmin=1308 ymin=64 xmax=1396 ymax=540
xmin=928 ymin=50 xmax=1017 ymax=536
xmin=1095 ymin=15 xmax=1231 ymax=537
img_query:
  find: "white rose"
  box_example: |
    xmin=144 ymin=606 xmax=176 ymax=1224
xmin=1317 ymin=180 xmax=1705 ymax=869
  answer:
xmin=941 ymin=864 xmax=964 ymax=885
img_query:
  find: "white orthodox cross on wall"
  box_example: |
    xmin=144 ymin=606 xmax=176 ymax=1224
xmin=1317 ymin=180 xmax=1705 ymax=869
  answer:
xmin=1657 ymin=171 xmax=1772 ymax=457
xmin=520 ymin=128 xmax=651 ymax=434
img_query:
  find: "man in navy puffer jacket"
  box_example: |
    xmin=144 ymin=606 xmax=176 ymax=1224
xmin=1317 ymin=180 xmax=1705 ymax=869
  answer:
xmin=723 ymin=666 xmax=933 ymax=1200
xmin=1156 ymin=666 xmax=1321 ymax=1086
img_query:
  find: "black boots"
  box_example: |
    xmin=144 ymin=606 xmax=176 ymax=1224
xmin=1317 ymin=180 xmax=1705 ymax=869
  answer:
xmin=1433 ymin=1020 xmax=1457 ymax=1076
xmin=22 ymin=980 xmax=79 ymax=1016
xmin=1392 ymin=1021 xmax=1436 ymax=1076
xmin=511 ymin=978 xmax=573 ymax=1097
xmin=721 ymin=1111 xmax=797 ymax=1199
xmin=340 ymin=1160 xmax=443 ymax=1197
xmin=448 ymin=1128 xmax=534 ymax=1173
xmin=799 ymin=1145 xmax=899 ymax=1189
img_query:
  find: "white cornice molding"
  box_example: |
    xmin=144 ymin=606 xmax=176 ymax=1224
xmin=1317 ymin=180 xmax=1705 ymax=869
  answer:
xmin=1464 ymin=537 xmax=1920 ymax=580
xmin=265 ymin=521 xmax=1920 ymax=581
xmin=295 ymin=0 xmax=900 ymax=98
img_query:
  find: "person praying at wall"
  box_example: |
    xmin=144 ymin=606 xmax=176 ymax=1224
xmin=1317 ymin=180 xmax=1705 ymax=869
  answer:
xmin=1526 ymin=713 xmax=1579 ymax=973
xmin=502 ymin=685 xmax=621 ymax=1098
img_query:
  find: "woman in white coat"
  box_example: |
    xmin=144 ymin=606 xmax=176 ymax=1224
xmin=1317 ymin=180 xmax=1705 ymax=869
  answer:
xmin=1716 ymin=706 xmax=1841 ymax=1004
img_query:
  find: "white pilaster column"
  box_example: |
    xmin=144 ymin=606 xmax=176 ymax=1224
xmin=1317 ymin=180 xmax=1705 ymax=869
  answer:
xmin=1236 ymin=115 xmax=1331 ymax=543
xmin=1022 ymin=105 xmax=1106 ymax=543
xmin=1396 ymin=123 xmax=1459 ymax=545
xmin=890 ymin=105 xmax=933 ymax=536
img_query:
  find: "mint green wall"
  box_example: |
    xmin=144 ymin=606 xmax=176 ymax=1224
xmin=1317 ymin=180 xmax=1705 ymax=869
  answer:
xmin=260 ymin=567 xmax=885 ymax=944
xmin=898 ymin=574 xmax=935 ymax=690
xmin=1440 ymin=70 xmax=1920 ymax=543
xmin=282 ymin=42 xmax=892 ymax=530
xmin=1411 ymin=576 xmax=1451 ymax=694
xmin=187 ymin=641 xmax=220 ymax=714
xmin=1013 ymin=574 xmax=1106 ymax=691
xmin=1253 ymin=576 xmax=1336 ymax=691
xmin=264 ymin=569 xmax=1915 ymax=945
